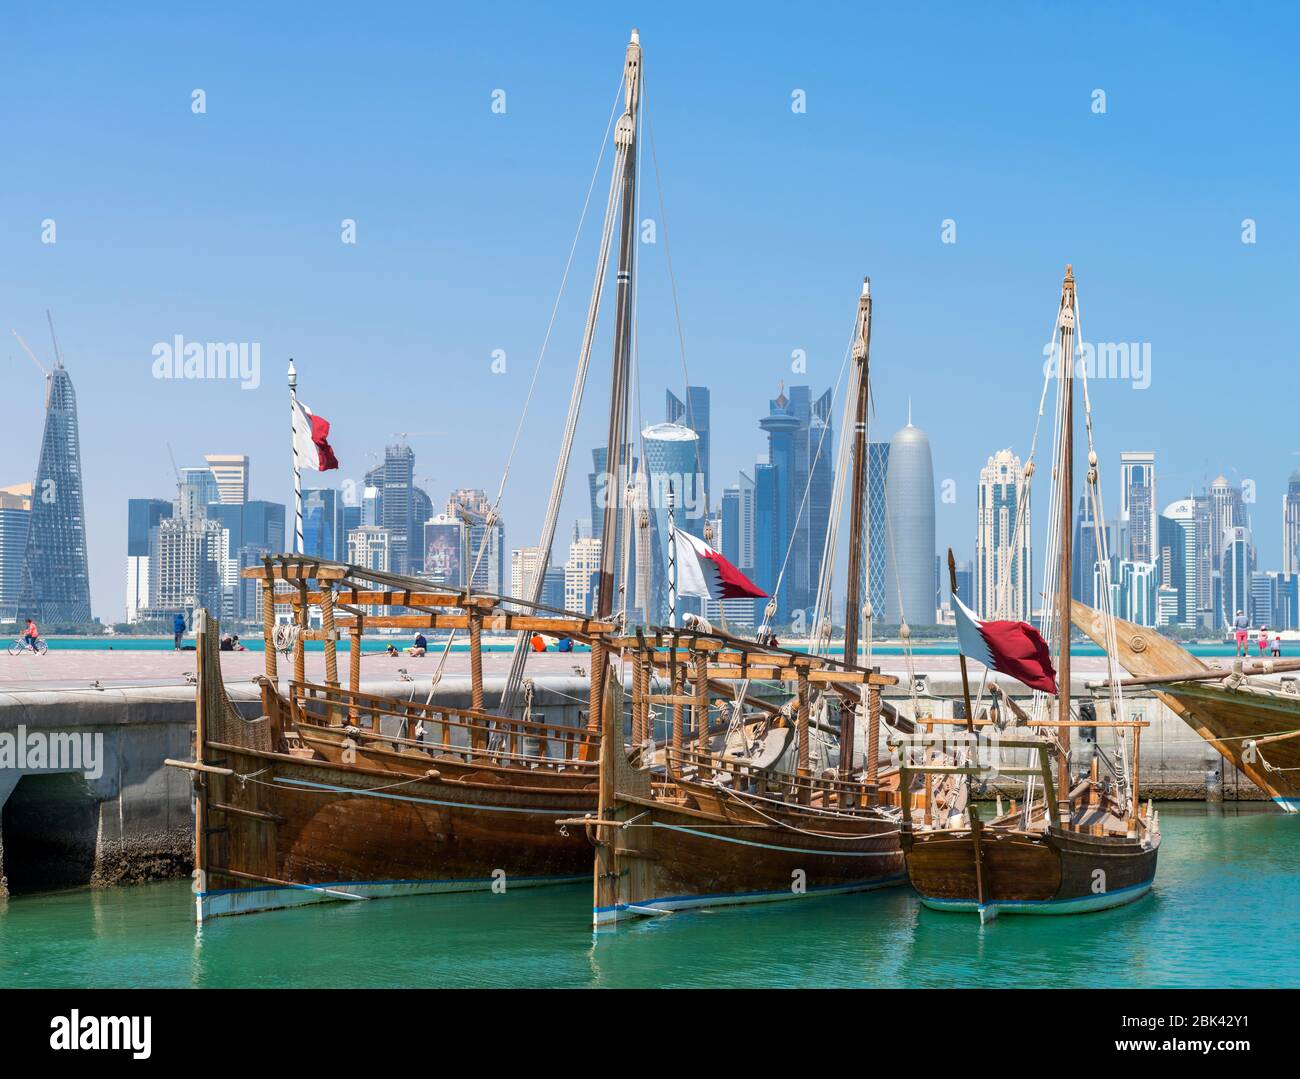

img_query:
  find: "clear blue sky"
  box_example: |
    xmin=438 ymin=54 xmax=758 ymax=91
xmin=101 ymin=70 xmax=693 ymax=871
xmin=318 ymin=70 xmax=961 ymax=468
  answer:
xmin=3 ymin=2 xmax=1297 ymax=621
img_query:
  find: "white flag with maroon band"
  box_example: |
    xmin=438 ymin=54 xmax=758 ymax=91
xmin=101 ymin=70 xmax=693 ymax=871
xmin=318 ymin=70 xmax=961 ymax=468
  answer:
xmin=672 ymin=528 xmax=768 ymax=601
xmin=953 ymin=595 xmax=1057 ymax=694
xmin=292 ymin=399 xmax=339 ymax=471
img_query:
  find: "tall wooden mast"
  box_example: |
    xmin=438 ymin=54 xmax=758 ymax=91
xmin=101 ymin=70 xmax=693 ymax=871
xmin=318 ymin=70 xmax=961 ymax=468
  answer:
xmin=840 ymin=278 xmax=872 ymax=778
xmin=1055 ymin=265 xmax=1077 ymax=823
xmin=595 ymin=29 xmax=643 ymax=619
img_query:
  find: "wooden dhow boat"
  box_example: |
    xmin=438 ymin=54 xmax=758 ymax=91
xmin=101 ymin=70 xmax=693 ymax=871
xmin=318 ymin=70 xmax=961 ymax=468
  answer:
xmin=578 ymin=279 xmax=966 ymax=926
xmin=896 ymin=266 xmax=1160 ymax=922
xmin=1072 ymin=601 xmax=1300 ymax=813
xmin=177 ymin=557 xmax=623 ymax=920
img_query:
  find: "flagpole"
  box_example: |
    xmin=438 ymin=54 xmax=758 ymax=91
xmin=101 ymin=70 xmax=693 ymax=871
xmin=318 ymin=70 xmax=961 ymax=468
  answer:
xmin=288 ymin=358 xmax=303 ymax=555
xmin=948 ymin=548 xmax=974 ymax=733
xmin=667 ymin=480 xmax=677 ymax=627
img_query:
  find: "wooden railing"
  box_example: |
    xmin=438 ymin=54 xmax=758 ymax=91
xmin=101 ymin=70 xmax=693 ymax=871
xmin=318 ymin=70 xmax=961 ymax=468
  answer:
xmin=290 ymin=680 xmax=599 ymax=771
xmin=664 ymin=746 xmax=884 ymax=816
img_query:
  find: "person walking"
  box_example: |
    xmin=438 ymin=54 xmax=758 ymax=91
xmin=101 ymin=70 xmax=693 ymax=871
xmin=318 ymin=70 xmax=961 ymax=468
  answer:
xmin=173 ymin=612 xmax=187 ymax=651
xmin=1233 ymin=610 xmax=1250 ymax=657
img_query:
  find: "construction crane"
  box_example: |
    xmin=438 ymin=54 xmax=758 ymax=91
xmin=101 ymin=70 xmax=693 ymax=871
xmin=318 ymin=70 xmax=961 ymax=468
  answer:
xmin=10 ymin=328 xmax=50 ymax=379
xmin=166 ymin=442 xmax=185 ymax=507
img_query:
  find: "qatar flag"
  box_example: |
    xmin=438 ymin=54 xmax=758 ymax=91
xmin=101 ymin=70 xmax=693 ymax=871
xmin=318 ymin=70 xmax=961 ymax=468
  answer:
xmin=953 ymin=595 xmax=1058 ymax=694
xmin=673 ymin=528 xmax=768 ymax=601
xmin=292 ymin=399 xmax=339 ymax=471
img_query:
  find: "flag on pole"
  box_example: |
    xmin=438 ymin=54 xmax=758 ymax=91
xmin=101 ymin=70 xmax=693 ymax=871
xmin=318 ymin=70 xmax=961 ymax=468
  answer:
xmin=953 ymin=595 xmax=1057 ymax=694
xmin=672 ymin=528 xmax=768 ymax=601
xmin=292 ymin=399 xmax=339 ymax=471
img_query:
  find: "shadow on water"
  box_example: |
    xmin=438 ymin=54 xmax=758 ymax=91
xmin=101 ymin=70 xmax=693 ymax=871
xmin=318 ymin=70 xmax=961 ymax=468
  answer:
xmin=0 ymin=803 xmax=1294 ymax=988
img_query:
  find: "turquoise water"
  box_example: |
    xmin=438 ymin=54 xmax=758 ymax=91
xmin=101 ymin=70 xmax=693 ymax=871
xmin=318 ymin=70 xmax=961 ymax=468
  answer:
xmin=0 ymin=803 xmax=1294 ymax=988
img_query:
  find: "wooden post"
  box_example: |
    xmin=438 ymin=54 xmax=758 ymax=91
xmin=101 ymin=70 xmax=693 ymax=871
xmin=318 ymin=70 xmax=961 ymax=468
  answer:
xmin=294 ymin=579 xmax=308 ymax=686
xmin=694 ymin=650 xmax=709 ymax=762
xmin=1130 ymin=722 xmax=1142 ymax=830
xmin=796 ymin=665 xmax=810 ymax=803
xmin=631 ymin=649 xmax=645 ymax=747
xmin=321 ymin=584 xmax=338 ymax=687
xmin=970 ymin=803 xmax=987 ymax=908
xmin=261 ymin=563 xmax=278 ymax=684
xmin=469 ymin=611 xmax=484 ymax=712
xmin=866 ymin=679 xmax=881 ymax=792
xmin=348 ymin=617 xmax=362 ymax=724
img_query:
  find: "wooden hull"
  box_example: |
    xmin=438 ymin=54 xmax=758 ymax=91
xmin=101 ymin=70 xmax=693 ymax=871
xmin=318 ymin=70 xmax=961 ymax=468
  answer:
xmin=198 ymin=741 xmax=597 ymax=920
xmin=597 ymin=784 xmax=904 ymax=926
xmin=1071 ymin=600 xmax=1300 ymax=812
xmin=902 ymin=825 xmax=1158 ymax=922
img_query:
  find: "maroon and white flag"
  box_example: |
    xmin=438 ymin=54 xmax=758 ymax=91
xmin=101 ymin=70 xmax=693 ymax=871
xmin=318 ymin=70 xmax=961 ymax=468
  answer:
xmin=953 ymin=595 xmax=1057 ymax=694
xmin=673 ymin=528 xmax=768 ymax=601
xmin=292 ymin=399 xmax=339 ymax=471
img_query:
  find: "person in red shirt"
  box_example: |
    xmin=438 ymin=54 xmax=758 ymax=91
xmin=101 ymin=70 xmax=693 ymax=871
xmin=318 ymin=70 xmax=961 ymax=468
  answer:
xmin=22 ymin=618 xmax=40 ymax=651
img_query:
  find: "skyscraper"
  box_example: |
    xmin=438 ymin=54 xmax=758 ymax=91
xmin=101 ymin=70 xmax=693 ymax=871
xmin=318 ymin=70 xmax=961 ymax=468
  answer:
xmin=1071 ymin=495 xmax=1106 ymax=607
xmin=976 ymin=448 xmax=1032 ymax=620
xmin=665 ymin=386 xmax=711 ymax=509
xmin=885 ymin=416 xmax=936 ymax=626
xmin=125 ymin=497 xmax=172 ymax=623
xmin=380 ymin=444 xmax=415 ymax=573
xmin=642 ymin=422 xmax=701 ymax=621
xmin=1221 ymin=525 xmax=1252 ymax=625
xmin=204 ymin=454 xmax=250 ymax=504
xmin=20 ymin=363 xmax=92 ymax=624
xmin=1159 ymin=499 xmax=1198 ymax=629
xmin=1119 ymin=451 xmax=1157 ymax=563
xmin=866 ymin=441 xmax=891 ymax=621
xmin=0 ymin=484 xmax=33 ymax=622
xmin=1208 ymin=475 xmax=1245 ymax=571
xmin=447 ymin=489 xmax=505 ymax=593
xmin=302 ymin=488 xmax=345 ymax=561
xmin=1283 ymin=471 xmax=1300 ymax=577
xmin=755 ymin=384 xmax=834 ymax=623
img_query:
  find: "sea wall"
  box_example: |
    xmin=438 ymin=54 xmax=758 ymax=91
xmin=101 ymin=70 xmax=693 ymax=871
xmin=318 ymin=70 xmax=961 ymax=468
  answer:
xmin=0 ymin=671 xmax=1259 ymax=897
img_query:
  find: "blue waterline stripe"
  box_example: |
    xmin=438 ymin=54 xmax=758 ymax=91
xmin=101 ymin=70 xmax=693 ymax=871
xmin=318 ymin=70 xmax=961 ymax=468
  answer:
xmin=201 ymin=874 xmax=585 ymax=899
xmin=921 ymin=879 xmax=1154 ymax=913
xmin=594 ymin=873 xmax=907 ymax=914
xmin=652 ymin=821 xmax=900 ymax=856
xmin=273 ymin=775 xmax=586 ymax=815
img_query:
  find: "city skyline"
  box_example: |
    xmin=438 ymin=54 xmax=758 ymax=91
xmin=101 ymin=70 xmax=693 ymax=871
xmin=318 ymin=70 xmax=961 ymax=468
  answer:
xmin=4 ymin=6 xmax=1296 ymax=621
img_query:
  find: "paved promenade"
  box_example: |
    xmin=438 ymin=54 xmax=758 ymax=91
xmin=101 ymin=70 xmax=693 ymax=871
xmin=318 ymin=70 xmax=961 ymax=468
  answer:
xmin=0 ymin=646 xmax=1114 ymax=692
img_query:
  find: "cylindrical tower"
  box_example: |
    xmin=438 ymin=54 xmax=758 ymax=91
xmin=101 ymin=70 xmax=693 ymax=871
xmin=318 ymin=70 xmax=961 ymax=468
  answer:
xmin=885 ymin=417 xmax=936 ymax=626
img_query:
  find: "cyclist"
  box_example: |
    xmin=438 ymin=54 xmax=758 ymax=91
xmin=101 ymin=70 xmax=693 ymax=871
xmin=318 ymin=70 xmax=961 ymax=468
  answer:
xmin=22 ymin=617 xmax=41 ymax=652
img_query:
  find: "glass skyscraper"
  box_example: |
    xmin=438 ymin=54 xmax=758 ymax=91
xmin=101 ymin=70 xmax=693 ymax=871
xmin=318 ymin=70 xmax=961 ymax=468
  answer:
xmin=665 ymin=386 xmax=711 ymax=509
xmin=20 ymin=365 xmax=92 ymax=625
xmin=755 ymin=384 xmax=834 ymax=625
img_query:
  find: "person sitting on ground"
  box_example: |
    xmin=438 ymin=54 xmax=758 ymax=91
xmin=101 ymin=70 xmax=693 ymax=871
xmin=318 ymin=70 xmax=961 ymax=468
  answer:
xmin=220 ymin=633 xmax=234 ymax=652
xmin=22 ymin=617 xmax=40 ymax=652
xmin=1233 ymin=610 xmax=1250 ymax=657
xmin=1272 ymin=632 xmax=1283 ymax=658
xmin=1259 ymin=626 xmax=1270 ymax=657
xmin=385 ymin=643 xmax=399 ymax=657
xmin=406 ymin=632 xmax=428 ymax=657
xmin=230 ymin=633 xmax=247 ymax=652
xmin=556 ymin=636 xmax=573 ymax=653
xmin=530 ymin=633 xmax=548 ymax=653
